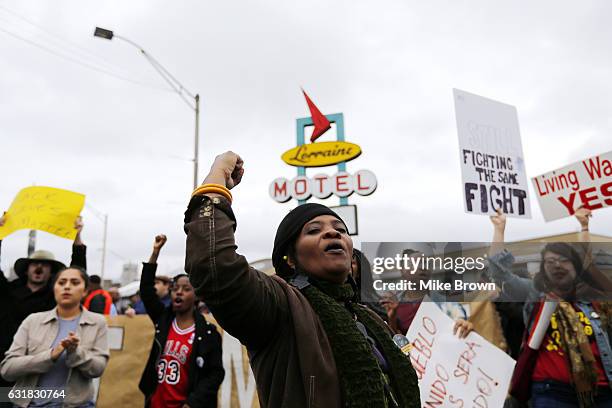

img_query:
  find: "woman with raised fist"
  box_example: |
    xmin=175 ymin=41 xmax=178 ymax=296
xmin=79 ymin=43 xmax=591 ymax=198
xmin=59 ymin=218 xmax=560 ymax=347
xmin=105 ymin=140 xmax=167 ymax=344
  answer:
xmin=183 ymin=151 xmax=420 ymax=408
xmin=489 ymin=207 xmax=612 ymax=407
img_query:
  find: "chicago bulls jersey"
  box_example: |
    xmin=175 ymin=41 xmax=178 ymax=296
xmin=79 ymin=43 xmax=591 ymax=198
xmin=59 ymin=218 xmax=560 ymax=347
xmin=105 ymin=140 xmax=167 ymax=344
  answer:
xmin=150 ymin=319 xmax=195 ymax=408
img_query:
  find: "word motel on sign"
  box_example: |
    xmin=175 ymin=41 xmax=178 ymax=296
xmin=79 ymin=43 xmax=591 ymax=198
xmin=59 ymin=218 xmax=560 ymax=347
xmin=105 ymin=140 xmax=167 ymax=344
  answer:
xmin=269 ymin=170 xmax=377 ymax=202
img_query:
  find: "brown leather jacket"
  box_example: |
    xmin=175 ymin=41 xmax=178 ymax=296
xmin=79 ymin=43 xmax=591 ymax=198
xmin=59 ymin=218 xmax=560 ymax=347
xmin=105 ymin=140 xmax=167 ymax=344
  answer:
xmin=184 ymin=195 xmax=342 ymax=408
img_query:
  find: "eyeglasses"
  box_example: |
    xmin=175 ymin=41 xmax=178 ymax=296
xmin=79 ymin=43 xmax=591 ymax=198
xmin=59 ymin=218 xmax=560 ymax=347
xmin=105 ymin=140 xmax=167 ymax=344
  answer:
xmin=543 ymin=257 xmax=572 ymax=268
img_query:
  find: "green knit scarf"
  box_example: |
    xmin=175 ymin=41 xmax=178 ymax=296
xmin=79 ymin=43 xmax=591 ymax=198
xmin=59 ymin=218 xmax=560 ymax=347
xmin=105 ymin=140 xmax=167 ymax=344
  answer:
xmin=300 ymin=278 xmax=420 ymax=408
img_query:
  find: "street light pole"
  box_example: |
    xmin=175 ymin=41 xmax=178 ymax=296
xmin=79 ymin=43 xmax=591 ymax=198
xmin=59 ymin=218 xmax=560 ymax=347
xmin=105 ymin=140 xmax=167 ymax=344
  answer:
xmin=194 ymin=94 xmax=200 ymax=189
xmin=101 ymin=213 xmax=108 ymax=280
xmin=94 ymin=27 xmax=200 ymax=189
xmin=85 ymin=203 xmax=108 ymax=279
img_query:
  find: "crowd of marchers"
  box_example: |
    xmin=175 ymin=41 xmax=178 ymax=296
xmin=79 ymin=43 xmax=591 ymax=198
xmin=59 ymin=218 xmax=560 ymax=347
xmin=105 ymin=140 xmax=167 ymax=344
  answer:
xmin=0 ymin=150 xmax=610 ymax=408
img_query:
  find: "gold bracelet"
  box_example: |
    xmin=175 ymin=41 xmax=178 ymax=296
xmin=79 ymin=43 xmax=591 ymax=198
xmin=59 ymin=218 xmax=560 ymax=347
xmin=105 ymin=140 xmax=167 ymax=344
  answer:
xmin=192 ymin=183 xmax=232 ymax=199
xmin=192 ymin=187 xmax=232 ymax=203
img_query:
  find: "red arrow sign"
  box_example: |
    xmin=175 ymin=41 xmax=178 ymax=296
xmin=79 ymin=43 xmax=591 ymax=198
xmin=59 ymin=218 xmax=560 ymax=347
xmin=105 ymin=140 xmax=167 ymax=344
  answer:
xmin=302 ymin=89 xmax=331 ymax=142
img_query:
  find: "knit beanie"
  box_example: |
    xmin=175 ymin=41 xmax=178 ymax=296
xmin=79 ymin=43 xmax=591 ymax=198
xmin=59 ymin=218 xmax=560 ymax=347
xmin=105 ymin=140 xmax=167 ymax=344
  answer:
xmin=272 ymin=203 xmax=346 ymax=279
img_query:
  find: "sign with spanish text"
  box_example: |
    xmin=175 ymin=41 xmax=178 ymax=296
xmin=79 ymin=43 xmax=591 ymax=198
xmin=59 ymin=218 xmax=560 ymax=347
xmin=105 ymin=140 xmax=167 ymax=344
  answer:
xmin=453 ymin=89 xmax=531 ymax=218
xmin=0 ymin=186 xmax=85 ymax=240
xmin=407 ymin=300 xmax=515 ymax=408
xmin=531 ymin=151 xmax=612 ymax=221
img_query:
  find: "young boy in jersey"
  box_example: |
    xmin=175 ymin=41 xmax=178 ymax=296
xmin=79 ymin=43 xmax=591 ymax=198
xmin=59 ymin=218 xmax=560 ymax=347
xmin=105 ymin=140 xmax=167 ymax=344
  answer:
xmin=139 ymin=235 xmax=224 ymax=408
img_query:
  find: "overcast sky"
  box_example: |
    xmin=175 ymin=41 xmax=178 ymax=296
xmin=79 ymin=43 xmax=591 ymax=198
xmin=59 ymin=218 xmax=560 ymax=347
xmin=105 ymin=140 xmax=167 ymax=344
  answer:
xmin=1 ymin=0 xmax=611 ymax=282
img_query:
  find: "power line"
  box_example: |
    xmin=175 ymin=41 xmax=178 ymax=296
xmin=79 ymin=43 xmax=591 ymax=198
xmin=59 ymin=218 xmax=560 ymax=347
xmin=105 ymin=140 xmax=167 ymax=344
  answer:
xmin=0 ymin=25 xmax=174 ymax=92
xmin=143 ymin=52 xmax=195 ymax=109
xmin=0 ymin=4 xmax=138 ymax=79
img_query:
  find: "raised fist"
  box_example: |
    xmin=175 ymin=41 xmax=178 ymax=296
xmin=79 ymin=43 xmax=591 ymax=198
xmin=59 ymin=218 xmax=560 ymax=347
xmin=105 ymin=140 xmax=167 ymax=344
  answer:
xmin=208 ymin=151 xmax=244 ymax=189
xmin=153 ymin=235 xmax=167 ymax=251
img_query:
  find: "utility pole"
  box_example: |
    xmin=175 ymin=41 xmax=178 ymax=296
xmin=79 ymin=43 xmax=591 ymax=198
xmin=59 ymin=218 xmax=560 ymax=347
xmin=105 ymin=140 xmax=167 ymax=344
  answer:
xmin=101 ymin=214 xmax=108 ymax=280
xmin=94 ymin=27 xmax=200 ymax=190
xmin=194 ymin=94 xmax=200 ymax=188
xmin=27 ymin=230 xmax=36 ymax=256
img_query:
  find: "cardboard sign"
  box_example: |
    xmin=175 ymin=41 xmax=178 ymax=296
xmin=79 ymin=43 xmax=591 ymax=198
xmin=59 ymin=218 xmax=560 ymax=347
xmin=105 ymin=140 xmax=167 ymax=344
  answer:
xmin=531 ymin=151 xmax=612 ymax=221
xmin=453 ymin=89 xmax=531 ymax=218
xmin=0 ymin=186 xmax=85 ymax=240
xmin=407 ymin=301 xmax=515 ymax=408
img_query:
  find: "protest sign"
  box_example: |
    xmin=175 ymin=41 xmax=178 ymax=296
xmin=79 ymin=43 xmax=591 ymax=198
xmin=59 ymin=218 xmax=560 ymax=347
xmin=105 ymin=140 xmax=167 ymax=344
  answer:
xmin=0 ymin=186 xmax=85 ymax=240
xmin=407 ymin=301 xmax=516 ymax=408
xmin=97 ymin=316 xmax=152 ymax=408
xmin=531 ymin=151 xmax=612 ymax=221
xmin=453 ymin=89 xmax=531 ymax=218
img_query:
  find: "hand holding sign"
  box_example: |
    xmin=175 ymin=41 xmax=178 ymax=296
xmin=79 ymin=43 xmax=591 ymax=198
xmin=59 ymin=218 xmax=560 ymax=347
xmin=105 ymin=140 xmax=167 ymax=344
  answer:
xmin=0 ymin=186 xmax=85 ymax=240
xmin=574 ymin=206 xmax=592 ymax=230
xmin=453 ymin=319 xmax=474 ymax=339
xmin=489 ymin=208 xmax=507 ymax=231
xmin=74 ymin=216 xmax=84 ymax=245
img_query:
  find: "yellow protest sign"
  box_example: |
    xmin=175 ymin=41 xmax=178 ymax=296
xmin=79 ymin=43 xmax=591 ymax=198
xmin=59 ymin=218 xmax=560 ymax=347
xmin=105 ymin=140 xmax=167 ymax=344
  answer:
xmin=0 ymin=186 xmax=85 ymax=240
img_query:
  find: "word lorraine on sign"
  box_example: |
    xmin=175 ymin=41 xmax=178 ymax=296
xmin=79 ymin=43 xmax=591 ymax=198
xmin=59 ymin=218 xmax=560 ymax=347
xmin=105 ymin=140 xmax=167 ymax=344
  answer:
xmin=281 ymin=141 xmax=362 ymax=167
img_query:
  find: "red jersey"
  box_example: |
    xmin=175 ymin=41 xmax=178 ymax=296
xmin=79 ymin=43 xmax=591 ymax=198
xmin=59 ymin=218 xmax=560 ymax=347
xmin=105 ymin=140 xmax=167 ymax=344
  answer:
xmin=150 ymin=319 xmax=196 ymax=408
xmin=532 ymin=305 xmax=607 ymax=386
xmin=396 ymin=302 xmax=422 ymax=335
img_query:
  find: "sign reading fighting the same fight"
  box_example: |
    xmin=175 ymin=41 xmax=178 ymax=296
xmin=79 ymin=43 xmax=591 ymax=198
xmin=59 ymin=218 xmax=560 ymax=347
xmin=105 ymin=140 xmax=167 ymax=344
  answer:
xmin=532 ymin=150 xmax=612 ymax=221
xmin=407 ymin=301 xmax=516 ymax=408
xmin=0 ymin=186 xmax=85 ymax=240
xmin=453 ymin=89 xmax=531 ymax=218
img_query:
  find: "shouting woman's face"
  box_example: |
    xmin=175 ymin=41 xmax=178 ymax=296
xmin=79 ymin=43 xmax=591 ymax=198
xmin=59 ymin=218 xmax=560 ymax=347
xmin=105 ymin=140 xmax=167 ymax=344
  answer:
xmin=289 ymin=215 xmax=353 ymax=284
xmin=542 ymin=251 xmax=577 ymax=292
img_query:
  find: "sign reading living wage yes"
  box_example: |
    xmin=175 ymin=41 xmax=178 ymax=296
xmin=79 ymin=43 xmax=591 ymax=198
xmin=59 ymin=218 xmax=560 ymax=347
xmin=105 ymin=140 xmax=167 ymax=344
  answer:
xmin=407 ymin=301 xmax=515 ymax=408
xmin=453 ymin=89 xmax=531 ymax=218
xmin=532 ymin=151 xmax=612 ymax=221
xmin=0 ymin=186 xmax=85 ymax=240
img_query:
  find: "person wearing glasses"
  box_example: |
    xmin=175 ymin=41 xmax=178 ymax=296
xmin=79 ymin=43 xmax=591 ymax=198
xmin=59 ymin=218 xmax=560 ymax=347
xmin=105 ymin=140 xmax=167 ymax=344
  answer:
xmin=489 ymin=207 xmax=612 ymax=408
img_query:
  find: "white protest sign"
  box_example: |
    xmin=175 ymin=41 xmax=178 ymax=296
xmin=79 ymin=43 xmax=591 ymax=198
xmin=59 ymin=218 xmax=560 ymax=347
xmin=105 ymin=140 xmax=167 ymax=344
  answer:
xmin=453 ymin=89 xmax=531 ymax=218
xmin=531 ymin=151 xmax=612 ymax=221
xmin=407 ymin=301 xmax=516 ymax=408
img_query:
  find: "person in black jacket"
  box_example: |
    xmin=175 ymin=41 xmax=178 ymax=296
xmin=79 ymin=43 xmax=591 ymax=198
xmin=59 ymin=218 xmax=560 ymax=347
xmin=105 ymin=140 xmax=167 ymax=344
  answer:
xmin=139 ymin=234 xmax=224 ymax=408
xmin=0 ymin=214 xmax=87 ymax=394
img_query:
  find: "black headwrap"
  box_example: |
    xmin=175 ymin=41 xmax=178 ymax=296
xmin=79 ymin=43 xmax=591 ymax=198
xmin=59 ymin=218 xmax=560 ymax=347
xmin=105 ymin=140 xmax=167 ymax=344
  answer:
xmin=272 ymin=203 xmax=345 ymax=279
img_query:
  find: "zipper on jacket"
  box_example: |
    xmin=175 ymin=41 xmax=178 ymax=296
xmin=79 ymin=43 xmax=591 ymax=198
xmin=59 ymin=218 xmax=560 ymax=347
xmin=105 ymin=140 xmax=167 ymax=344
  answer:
xmin=308 ymin=375 xmax=315 ymax=408
xmin=145 ymin=335 xmax=164 ymax=406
